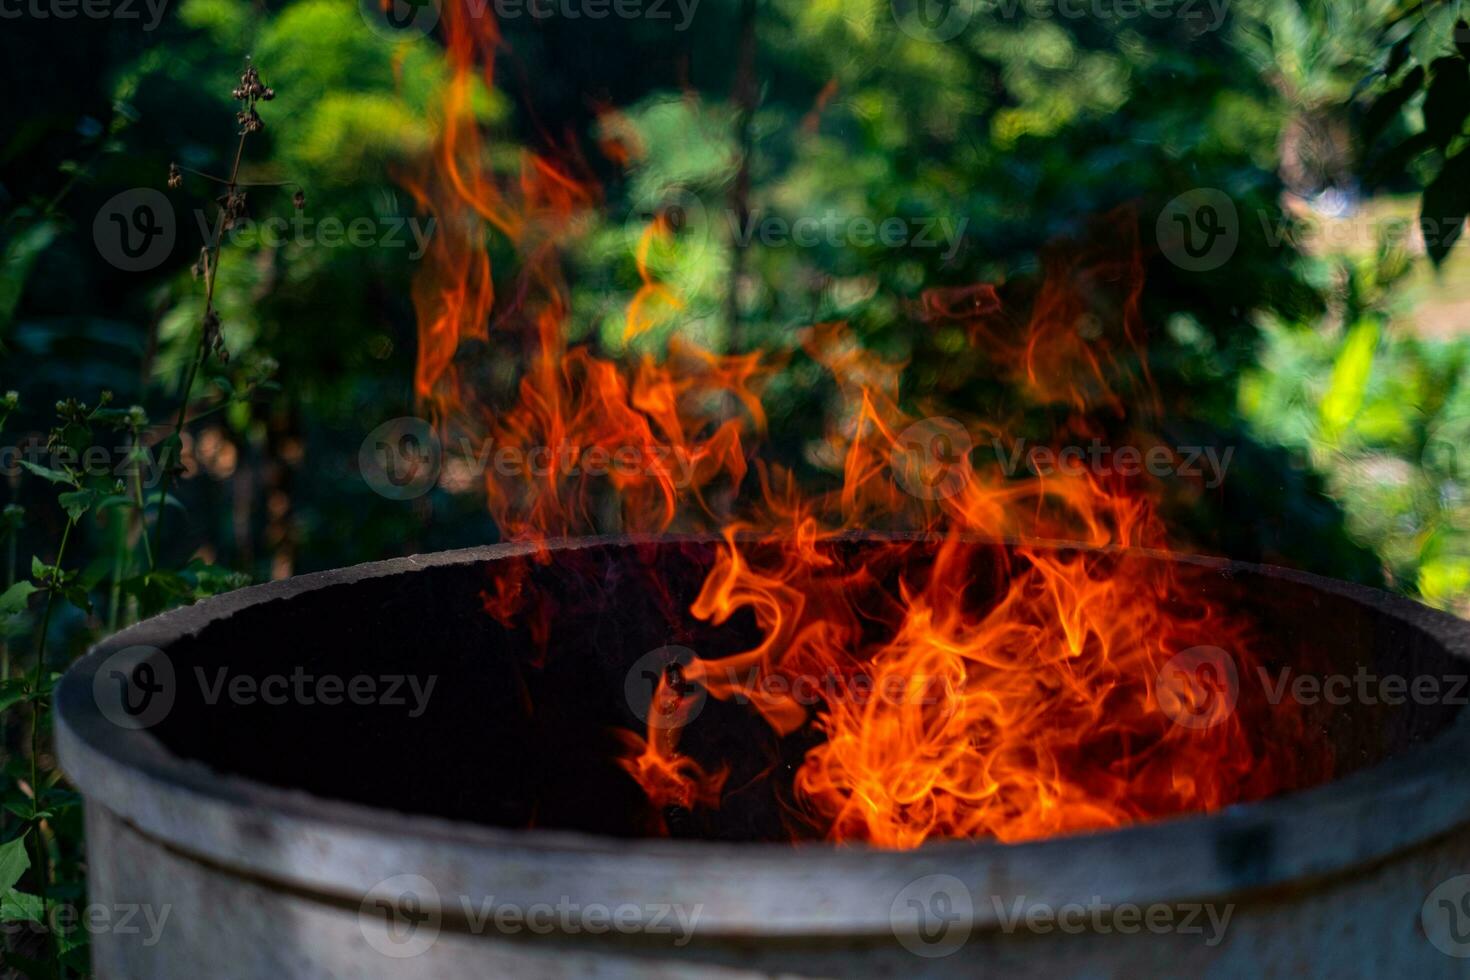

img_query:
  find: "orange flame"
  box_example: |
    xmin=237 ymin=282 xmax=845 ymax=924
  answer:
xmin=624 ymin=214 xmax=685 ymax=342
xmin=404 ymin=4 xmax=1328 ymax=847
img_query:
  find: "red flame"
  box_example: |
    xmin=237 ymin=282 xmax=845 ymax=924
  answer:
xmin=403 ymin=3 xmax=1329 ymax=847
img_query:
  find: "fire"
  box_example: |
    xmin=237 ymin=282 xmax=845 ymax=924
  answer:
xmin=402 ymin=2 xmax=1329 ymax=847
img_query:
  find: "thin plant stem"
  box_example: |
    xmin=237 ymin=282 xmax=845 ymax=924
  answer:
xmin=106 ymin=531 xmax=121 ymax=635
xmin=2 ymin=529 xmax=14 ymax=683
xmin=26 ymin=515 xmax=74 ymax=967
xmin=131 ymin=429 xmax=155 ymax=575
xmin=174 ymin=164 xmax=300 ymax=193
xmin=150 ymin=129 xmax=248 ymax=561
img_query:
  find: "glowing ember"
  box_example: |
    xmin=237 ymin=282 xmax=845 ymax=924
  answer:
xmin=402 ymin=1 xmax=1329 ymax=847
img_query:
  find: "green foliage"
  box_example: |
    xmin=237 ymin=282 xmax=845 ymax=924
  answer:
xmin=0 ymin=837 xmax=42 ymax=925
xmin=1243 ymin=252 xmax=1470 ymax=612
xmin=1359 ymin=2 xmax=1470 ymax=265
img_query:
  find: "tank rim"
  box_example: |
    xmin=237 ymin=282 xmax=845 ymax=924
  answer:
xmin=55 ymin=533 xmax=1470 ymax=936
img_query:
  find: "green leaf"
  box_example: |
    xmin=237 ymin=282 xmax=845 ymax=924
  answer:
xmin=0 ymin=504 xmax=24 ymax=535
xmin=0 ymin=581 xmax=37 ymax=617
xmin=123 ymin=569 xmax=192 ymax=616
xmin=60 ymin=583 xmax=91 ymax=616
xmin=1 ymin=888 xmax=45 ymax=923
xmin=39 ymin=789 xmax=80 ymax=816
xmin=1420 ymin=557 xmax=1470 ymax=607
xmin=136 ymin=493 xmax=185 ymax=516
xmin=1422 ymin=148 xmax=1470 ymax=266
xmin=1424 ymin=57 xmax=1470 ymax=147
xmin=0 ymin=680 xmax=28 ymax=713
xmin=57 ymin=489 xmax=96 ymax=522
xmin=2 ymin=800 xmax=51 ymax=823
xmin=18 ymin=460 xmax=75 ymax=487
xmin=77 ymin=556 xmax=111 ymax=592
xmin=95 ymin=493 xmax=135 ymax=513
xmin=0 ymin=221 xmax=59 ymax=333
xmin=54 ymin=421 xmax=92 ymax=458
xmin=1321 ymin=320 xmax=1381 ymax=442
xmin=0 ymin=837 xmax=29 ymax=893
xmin=1413 ymin=11 xmax=1459 ymax=68
xmin=182 ymin=558 xmax=251 ymax=596
xmin=1367 ymin=130 xmax=1435 ymax=186
xmin=1363 ymin=65 xmax=1424 ymax=147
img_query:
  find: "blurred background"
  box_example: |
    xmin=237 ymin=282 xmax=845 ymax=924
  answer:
xmin=2 ymin=1 xmax=1470 ymax=966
